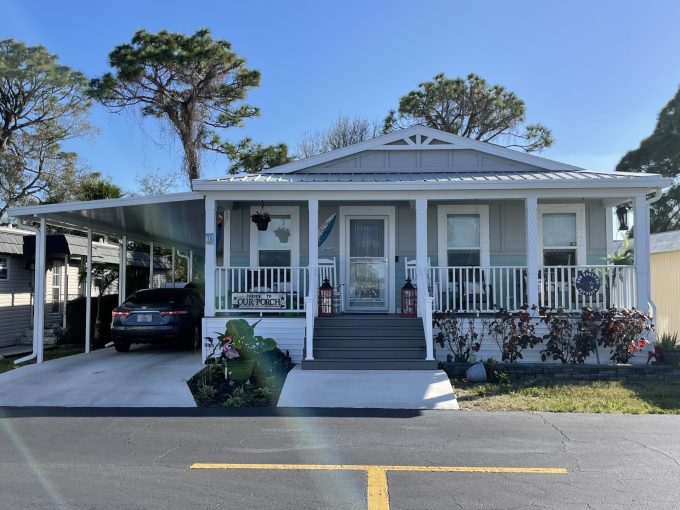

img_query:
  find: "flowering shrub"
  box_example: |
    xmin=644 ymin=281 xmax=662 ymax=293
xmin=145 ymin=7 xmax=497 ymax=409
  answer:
xmin=433 ymin=311 xmax=484 ymax=362
xmin=488 ymin=305 xmax=542 ymax=363
xmin=540 ymin=307 xmax=598 ymax=363
xmin=597 ymin=307 xmax=653 ymax=364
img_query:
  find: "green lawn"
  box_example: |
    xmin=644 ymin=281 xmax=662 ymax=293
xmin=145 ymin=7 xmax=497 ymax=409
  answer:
xmin=0 ymin=347 xmax=84 ymax=374
xmin=454 ymin=380 xmax=680 ymax=414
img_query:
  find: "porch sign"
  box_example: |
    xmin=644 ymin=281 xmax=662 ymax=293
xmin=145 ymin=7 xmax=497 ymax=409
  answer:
xmin=575 ymin=271 xmax=601 ymax=296
xmin=232 ymin=292 xmax=287 ymax=309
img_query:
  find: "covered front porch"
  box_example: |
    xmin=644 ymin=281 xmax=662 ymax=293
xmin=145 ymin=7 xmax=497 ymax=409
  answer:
xmin=201 ymin=190 xmax=653 ymax=366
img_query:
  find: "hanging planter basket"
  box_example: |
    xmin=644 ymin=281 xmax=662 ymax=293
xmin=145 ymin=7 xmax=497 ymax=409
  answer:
xmin=251 ymin=210 xmax=271 ymax=231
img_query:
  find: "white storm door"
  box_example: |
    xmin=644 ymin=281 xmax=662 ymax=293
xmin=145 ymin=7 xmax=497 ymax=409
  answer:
xmin=346 ymin=217 xmax=389 ymax=312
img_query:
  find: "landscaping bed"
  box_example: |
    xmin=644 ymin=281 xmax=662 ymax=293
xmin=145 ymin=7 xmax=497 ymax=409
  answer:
xmin=454 ymin=379 xmax=680 ymax=414
xmin=188 ymin=349 xmax=294 ymax=407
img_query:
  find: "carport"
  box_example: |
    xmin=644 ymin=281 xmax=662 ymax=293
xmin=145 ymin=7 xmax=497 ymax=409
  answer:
xmin=7 ymin=192 xmax=206 ymax=365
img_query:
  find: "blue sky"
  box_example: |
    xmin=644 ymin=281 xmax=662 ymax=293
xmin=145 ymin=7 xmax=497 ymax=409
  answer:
xmin=4 ymin=0 xmax=680 ymax=192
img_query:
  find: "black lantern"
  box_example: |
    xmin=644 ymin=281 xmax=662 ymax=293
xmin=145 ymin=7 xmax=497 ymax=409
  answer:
xmin=318 ymin=277 xmax=334 ymax=317
xmin=401 ymin=278 xmax=417 ymax=318
xmin=616 ymin=205 xmax=630 ymax=231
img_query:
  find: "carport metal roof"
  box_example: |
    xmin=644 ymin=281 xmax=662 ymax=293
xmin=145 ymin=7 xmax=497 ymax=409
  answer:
xmin=7 ymin=192 xmax=205 ymax=252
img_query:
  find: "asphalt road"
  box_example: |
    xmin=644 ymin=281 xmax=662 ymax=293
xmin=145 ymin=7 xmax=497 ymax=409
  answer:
xmin=0 ymin=408 xmax=679 ymax=509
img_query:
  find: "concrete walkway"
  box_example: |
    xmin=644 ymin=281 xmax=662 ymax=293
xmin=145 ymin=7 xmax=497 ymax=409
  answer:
xmin=277 ymin=367 xmax=459 ymax=409
xmin=0 ymin=345 xmax=202 ymax=407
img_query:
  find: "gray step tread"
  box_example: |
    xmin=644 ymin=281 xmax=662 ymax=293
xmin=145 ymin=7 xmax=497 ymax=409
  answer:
xmin=301 ymin=359 xmax=438 ymax=370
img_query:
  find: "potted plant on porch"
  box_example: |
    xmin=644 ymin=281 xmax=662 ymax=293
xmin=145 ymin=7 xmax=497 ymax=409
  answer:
xmin=251 ymin=205 xmax=271 ymax=231
xmin=212 ymin=319 xmax=277 ymax=383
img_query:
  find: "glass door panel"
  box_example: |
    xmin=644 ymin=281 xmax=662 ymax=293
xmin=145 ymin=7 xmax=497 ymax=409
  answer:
xmin=348 ymin=219 xmax=387 ymax=311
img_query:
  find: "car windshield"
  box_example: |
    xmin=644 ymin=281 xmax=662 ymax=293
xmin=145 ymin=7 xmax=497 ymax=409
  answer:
xmin=125 ymin=289 xmax=190 ymax=305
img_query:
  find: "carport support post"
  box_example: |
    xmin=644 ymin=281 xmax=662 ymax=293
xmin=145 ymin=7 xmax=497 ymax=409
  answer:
xmin=85 ymin=227 xmax=92 ymax=354
xmin=35 ymin=217 xmax=47 ymax=363
xmin=149 ymin=242 xmax=154 ymax=289
xmin=171 ymin=247 xmax=176 ymax=286
xmin=63 ymin=254 xmax=69 ymax=328
xmin=119 ymin=235 xmax=127 ymax=305
xmin=204 ymin=195 xmax=216 ymax=316
xmin=525 ymin=197 xmax=540 ymax=308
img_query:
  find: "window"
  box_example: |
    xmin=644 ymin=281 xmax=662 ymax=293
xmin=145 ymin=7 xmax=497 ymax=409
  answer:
xmin=51 ymin=263 xmax=62 ymax=312
xmin=538 ymin=204 xmax=586 ymax=266
xmin=0 ymin=257 xmax=8 ymax=280
xmin=250 ymin=206 xmax=299 ymax=268
xmin=437 ymin=205 xmax=490 ymax=267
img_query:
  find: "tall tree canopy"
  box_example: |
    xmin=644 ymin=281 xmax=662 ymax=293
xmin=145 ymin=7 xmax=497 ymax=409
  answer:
xmin=617 ymin=87 xmax=680 ymax=233
xmin=0 ymin=39 xmax=93 ymax=218
xmin=89 ymin=28 xmax=288 ymax=181
xmin=296 ymin=115 xmax=381 ymax=158
xmin=227 ymin=138 xmax=290 ymax=174
xmin=45 ymin=169 xmax=123 ymax=203
xmin=383 ymin=73 xmax=553 ymax=152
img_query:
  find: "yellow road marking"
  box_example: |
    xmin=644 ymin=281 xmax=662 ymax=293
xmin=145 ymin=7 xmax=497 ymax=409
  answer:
xmin=190 ymin=463 xmax=567 ymax=474
xmin=190 ymin=462 xmax=567 ymax=510
xmin=366 ymin=467 xmax=389 ymax=510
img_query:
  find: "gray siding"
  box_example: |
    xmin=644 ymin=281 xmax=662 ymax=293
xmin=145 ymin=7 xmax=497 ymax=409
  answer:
xmin=0 ymin=255 xmax=33 ymax=347
xmin=296 ymin=149 xmax=543 ymax=174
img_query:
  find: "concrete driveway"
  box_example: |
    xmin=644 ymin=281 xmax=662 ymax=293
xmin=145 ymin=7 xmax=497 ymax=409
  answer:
xmin=0 ymin=345 xmax=201 ymax=407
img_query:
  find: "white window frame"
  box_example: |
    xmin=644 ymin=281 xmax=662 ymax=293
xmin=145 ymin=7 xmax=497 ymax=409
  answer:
xmin=0 ymin=256 xmax=9 ymax=280
xmin=249 ymin=205 xmax=300 ymax=268
xmin=537 ymin=203 xmax=586 ymax=266
xmin=437 ymin=205 xmax=490 ymax=267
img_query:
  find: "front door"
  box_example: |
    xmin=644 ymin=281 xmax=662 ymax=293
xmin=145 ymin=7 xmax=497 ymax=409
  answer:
xmin=346 ymin=217 xmax=389 ymax=312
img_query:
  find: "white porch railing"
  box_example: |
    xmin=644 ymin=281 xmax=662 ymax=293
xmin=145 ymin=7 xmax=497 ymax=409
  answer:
xmin=539 ymin=265 xmax=636 ymax=312
xmin=215 ymin=266 xmax=310 ymax=313
xmin=429 ymin=266 xmax=527 ymax=313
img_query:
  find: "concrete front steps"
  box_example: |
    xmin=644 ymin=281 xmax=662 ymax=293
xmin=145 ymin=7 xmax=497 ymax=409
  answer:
xmin=302 ymin=314 xmax=437 ymax=370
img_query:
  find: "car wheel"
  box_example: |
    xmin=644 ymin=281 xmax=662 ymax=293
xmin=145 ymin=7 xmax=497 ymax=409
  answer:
xmin=114 ymin=342 xmax=131 ymax=353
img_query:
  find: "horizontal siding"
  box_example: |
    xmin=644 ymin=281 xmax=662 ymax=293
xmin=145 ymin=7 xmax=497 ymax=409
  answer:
xmin=203 ymin=317 xmax=305 ymax=362
xmin=435 ymin=320 xmax=649 ymax=365
xmin=0 ymin=256 xmax=33 ymax=347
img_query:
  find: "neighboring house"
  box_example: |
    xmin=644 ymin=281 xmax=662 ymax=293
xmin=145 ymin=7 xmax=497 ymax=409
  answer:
xmin=6 ymin=126 xmax=670 ymax=366
xmin=0 ymin=226 xmax=172 ymax=348
xmin=649 ymin=230 xmax=680 ymax=337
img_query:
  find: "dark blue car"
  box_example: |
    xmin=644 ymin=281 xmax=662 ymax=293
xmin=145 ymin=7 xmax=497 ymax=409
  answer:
xmin=111 ymin=288 xmax=204 ymax=352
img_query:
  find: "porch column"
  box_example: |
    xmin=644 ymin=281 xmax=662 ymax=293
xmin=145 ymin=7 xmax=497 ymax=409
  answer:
xmin=308 ymin=198 xmax=319 ymax=305
xmin=415 ymin=198 xmax=428 ymax=317
xmin=633 ymin=194 xmax=651 ymax=312
xmin=148 ymin=242 xmax=154 ymax=289
xmin=525 ymin=197 xmax=540 ymax=308
xmin=119 ymin=235 xmax=127 ymax=304
xmin=189 ymin=250 xmax=194 ymax=281
xmin=85 ymin=227 xmax=92 ymax=354
xmin=204 ymin=195 xmax=216 ymax=317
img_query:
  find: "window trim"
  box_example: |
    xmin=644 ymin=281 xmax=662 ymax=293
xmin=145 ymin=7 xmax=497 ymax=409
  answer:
xmin=537 ymin=204 xmax=586 ymax=266
xmin=249 ymin=205 xmax=300 ymax=268
xmin=0 ymin=256 xmax=8 ymax=280
xmin=437 ymin=205 xmax=490 ymax=267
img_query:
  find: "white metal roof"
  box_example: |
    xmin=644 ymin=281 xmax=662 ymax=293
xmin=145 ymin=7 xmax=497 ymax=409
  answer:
xmin=6 ymin=192 xmax=205 ymax=251
xmin=194 ymin=169 xmax=669 ymax=192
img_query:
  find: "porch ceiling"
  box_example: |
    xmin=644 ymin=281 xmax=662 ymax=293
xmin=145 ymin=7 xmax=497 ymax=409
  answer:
xmin=6 ymin=192 xmax=205 ymax=251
